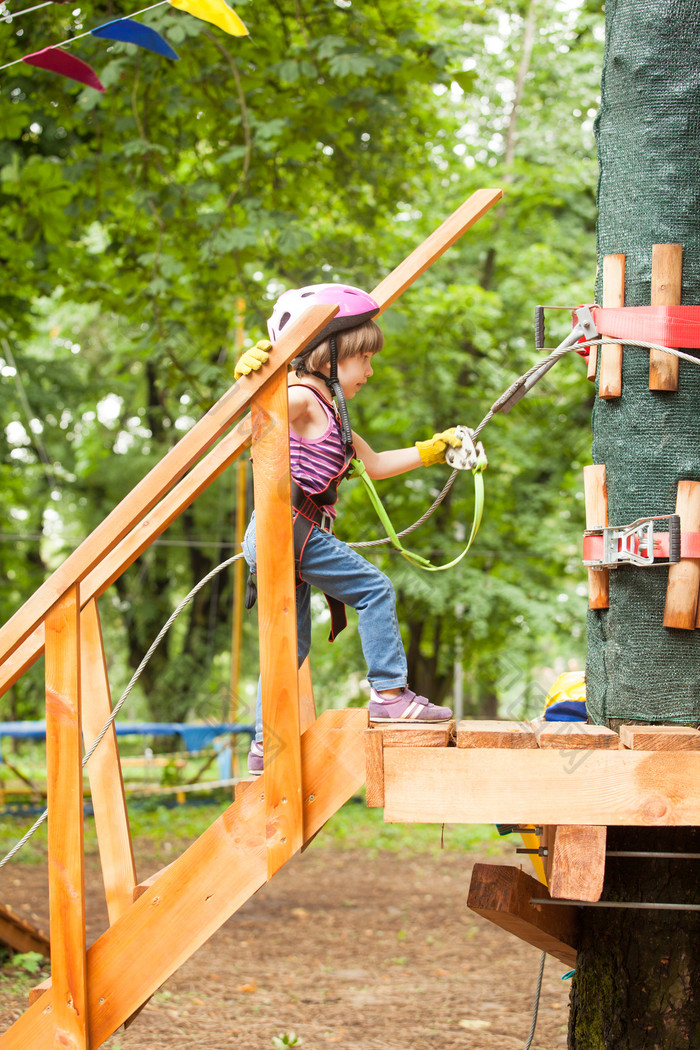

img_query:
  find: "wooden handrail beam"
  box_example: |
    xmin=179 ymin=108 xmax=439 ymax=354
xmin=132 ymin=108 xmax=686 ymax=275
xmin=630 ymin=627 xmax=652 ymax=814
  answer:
xmin=370 ymin=189 xmax=502 ymax=313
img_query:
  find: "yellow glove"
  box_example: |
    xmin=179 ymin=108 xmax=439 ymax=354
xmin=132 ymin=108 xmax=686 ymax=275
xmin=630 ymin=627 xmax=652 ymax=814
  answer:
xmin=415 ymin=427 xmax=462 ymax=467
xmin=233 ymin=339 xmax=272 ymax=380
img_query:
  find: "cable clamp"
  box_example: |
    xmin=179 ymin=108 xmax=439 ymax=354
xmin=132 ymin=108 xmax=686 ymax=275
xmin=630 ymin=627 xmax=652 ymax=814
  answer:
xmin=582 ymin=515 xmax=681 ymax=569
xmin=445 ymin=425 xmax=488 ymax=472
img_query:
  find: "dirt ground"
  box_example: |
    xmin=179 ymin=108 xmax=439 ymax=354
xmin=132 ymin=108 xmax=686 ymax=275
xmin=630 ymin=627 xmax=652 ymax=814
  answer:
xmin=0 ymin=835 xmax=571 ymax=1049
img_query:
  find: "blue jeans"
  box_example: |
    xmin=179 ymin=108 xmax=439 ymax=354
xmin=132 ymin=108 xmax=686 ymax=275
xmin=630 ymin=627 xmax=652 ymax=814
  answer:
xmin=242 ymin=511 xmax=407 ymax=742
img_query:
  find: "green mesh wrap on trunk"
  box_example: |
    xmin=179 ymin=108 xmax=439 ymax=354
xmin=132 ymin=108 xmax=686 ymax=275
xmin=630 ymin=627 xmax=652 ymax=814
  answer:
xmin=587 ymin=0 xmax=700 ymax=724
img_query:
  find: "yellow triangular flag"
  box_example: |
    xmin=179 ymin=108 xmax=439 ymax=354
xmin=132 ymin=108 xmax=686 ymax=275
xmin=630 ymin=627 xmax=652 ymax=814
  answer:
xmin=169 ymin=0 xmax=248 ymax=37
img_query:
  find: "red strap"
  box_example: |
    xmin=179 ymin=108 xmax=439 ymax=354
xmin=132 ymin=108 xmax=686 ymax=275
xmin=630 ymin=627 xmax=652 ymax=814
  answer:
xmin=589 ymin=306 xmax=700 ymax=349
xmin=583 ymin=531 xmax=700 ymax=563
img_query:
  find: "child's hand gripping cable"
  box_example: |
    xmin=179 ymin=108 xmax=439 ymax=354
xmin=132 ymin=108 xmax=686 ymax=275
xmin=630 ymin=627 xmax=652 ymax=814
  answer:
xmin=414 ymin=427 xmax=463 ymax=466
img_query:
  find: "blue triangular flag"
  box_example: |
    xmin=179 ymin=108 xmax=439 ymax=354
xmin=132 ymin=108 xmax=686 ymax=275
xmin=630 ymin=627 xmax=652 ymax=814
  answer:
xmin=91 ymin=18 xmax=179 ymax=60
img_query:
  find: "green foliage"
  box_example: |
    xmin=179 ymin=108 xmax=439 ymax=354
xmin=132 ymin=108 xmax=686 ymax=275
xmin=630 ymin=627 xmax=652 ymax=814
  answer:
xmin=10 ymin=950 xmax=45 ymax=975
xmin=0 ymin=0 xmax=604 ymax=722
xmin=272 ymin=1034 xmax=303 ymax=1048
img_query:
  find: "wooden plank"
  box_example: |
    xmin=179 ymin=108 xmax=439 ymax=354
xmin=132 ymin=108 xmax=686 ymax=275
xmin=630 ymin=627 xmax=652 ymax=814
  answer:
xmin=45 ymin=586 xmax=88 ymax=1050
xmin=0 ymin=904 xmax=49 ymax=958
xmin=0 ymin=709 xmax=367 ymax=1049
xmin=381 ymin=747 xmax=700 ymax=826
xmin=234 ymin=779 xmax=259 ymax=801
xmin=532 ymin=720 xmax=619 ymax=750
xmin=372 ymin=720 xmax=454 ymax=747
xmin=584 ymin=464 xmax=609 ymax=609
xmin=251 ymin=370 xmax=303 ymax=878
xmin=298 ymin=657 xmax=316 ymax=734
xmin=619 ymin=724 xmax=700 ymax=750
xmin=370 ymin=189 xmax=502 ymax=314
xmin=548 ymin=825 xmax=606 ymax=902
xmin=664 ymin=480 xmax=700 ymax=630
xmin=364 ymin=729 xmax=384 ymax=808
xmin=598 ymin=254 xmax=625 ymax=399
xmin=649 ymin=243 xmax=682 ymax=391
xmin=467 ymin=863 xmax=578 ymax=968
xmin=0 ymin=304 xmax=336 ymax=669
xmin=80 ymin=600 xmax=137 ymax=924
xmin=457 ymin=719 xmax=538 ymax=749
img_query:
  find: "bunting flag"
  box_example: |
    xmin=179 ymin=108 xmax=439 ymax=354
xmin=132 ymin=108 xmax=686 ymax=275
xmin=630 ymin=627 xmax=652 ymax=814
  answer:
xmin=22 ymin=46 xmax=105 ymax=91
xmin=168 ymin=0 xmax=248 ymax=37
xmin=91 ymin=18 xmax=179 ymax=61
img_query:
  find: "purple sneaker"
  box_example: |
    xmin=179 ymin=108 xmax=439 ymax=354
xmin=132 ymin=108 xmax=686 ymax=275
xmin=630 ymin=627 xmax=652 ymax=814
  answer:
xmin=247 ymin=740 xmax=264 ymax=777
xmin=368 ymin=687 xmax=453 ymax=723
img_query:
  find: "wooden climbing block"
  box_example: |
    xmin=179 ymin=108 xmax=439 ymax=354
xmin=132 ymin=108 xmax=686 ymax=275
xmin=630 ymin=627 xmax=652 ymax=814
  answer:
xmin=532 ymin=720 xmax=619 ymax=750
xmin=0 ymin=903 xmax=49 ymax=959
xmin=584 ymin=464 xmax=610 ymax=610
xmin=619 ymin=724 xmax=700 ymax=750
xmin=548 ymin=825 xmax=607 ymax=903
xmin=598 ymin=254 xmax=625 ymax=399
xmin=457 ymin=719 xmax=538 ymax=748
xmin=467 ymin=862 xmax=578 ymax=968
xmin=649 ymin=243 xmax=682 ymax=391
xmin=664 ymin=480 xmax=700 ymax=631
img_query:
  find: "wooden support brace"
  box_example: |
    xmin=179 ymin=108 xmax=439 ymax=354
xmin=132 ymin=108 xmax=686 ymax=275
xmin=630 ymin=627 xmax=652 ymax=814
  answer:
xmin=548 ymin=825 xmax=606 ymax=902
xmin=467 ymin=863 xmax=578 ymax=968
xmin=80 ymin=599 xmax=137 ymax=924
xmin=649 ymin=243 xmax=682 ymax=391
xmin=45 ymin=585 xmax=89 ymax=1050
xmin=620 ymin=724 xmax=700 ymax=750
xmin=584 ymin=464 xmax=609 ymax=609
xmin=664 ymin=480 xmax=700 ymax=630
xmin=456 ymin=719 xmax=538 ymax=748
xmin=598 ymin=254 xmax=625 ymax=399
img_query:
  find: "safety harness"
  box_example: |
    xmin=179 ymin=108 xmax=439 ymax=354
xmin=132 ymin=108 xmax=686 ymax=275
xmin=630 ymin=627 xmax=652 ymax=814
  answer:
xmin=245 ymin=384 xmax=356 ymax=640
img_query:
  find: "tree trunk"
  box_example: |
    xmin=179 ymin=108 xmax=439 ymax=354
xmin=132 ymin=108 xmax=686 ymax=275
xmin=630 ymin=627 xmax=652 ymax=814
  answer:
xmin=572 ymin=1 xmax=700 ymax=1043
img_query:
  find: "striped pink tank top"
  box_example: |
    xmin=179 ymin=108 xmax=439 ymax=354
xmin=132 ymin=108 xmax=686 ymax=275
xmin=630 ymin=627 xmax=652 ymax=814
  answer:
xmin=290 ymin=388 xmax=346 ymax=518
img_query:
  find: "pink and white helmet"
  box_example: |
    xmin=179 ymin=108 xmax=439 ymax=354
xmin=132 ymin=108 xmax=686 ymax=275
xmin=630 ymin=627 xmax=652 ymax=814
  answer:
xmin=267 ymin=283 xmax=379 ymax=353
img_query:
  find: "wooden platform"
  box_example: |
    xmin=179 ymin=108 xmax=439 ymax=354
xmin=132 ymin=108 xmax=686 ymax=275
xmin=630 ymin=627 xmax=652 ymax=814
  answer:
xmin=364 ymin=718 xmax=700 ymax=827
xmin=365 ymin=717 xmax=700 ymax=963
xmin=0 ymin=903 xmax=50 ymax=958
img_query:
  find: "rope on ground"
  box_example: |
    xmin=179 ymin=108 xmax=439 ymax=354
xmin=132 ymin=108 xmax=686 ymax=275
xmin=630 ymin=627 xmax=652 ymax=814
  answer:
xmin=0 ymin=553 xmax=244 ymax=870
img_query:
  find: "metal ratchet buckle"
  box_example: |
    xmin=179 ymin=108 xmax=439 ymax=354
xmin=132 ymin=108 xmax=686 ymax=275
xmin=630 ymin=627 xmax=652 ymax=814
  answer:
xmin=445 ymin=425 xmax=488 ymax=472
xmin=583 ymin=515 xmax=680 ymax=569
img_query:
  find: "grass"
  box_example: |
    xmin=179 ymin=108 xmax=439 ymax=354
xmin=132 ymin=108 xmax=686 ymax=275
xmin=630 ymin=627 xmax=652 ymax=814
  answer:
xmin=0 ymin=791 xmax=507 ymax=868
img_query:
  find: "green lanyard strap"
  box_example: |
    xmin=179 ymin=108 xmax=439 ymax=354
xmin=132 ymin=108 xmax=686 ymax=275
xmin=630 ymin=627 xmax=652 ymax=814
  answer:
xmin=349 ymin=456 xmax=486 ymax=572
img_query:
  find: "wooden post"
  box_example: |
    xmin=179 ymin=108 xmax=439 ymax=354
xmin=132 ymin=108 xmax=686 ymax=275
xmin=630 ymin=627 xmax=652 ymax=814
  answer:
xmin=664 ymin=480 xmax=700 ymax=629
xmin=598 ymin=254 xmax=625 ymax=399
xmin=45 ymin=585 xmax=89 ymax=1049
xmin=649 ymin=244 xmax=682 ymax=391
xmin=80 ymin=599 xmax=137 ymax=923
xmin=251 ymin=370 xmax=303 ymax=878
xmin=584 ymin=464 xmax=609 ymax=609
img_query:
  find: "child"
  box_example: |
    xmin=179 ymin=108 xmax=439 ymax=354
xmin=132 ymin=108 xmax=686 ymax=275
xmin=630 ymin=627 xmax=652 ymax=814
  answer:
xmin=235 ymin=283 xmax=461 ymax=776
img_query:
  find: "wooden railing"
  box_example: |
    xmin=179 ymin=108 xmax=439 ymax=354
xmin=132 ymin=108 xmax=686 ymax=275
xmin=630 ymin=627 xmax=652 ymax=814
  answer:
xmin=0 ymin=189 xmax=503 ymax=1049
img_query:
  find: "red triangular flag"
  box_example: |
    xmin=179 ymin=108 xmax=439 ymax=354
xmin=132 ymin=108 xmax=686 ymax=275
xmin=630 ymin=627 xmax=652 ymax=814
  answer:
xmin=22 ymin=47 xmax=105 ymax=92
